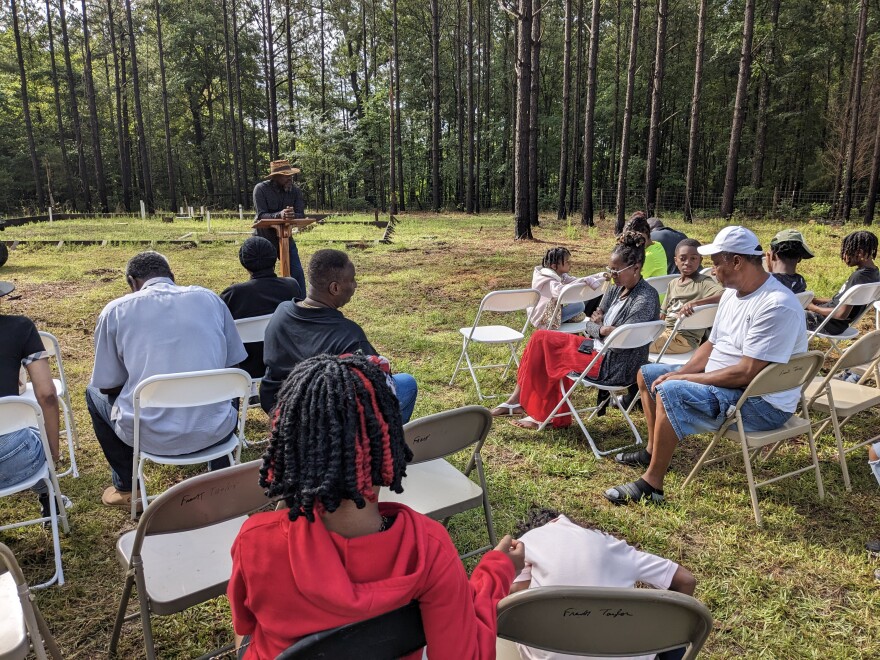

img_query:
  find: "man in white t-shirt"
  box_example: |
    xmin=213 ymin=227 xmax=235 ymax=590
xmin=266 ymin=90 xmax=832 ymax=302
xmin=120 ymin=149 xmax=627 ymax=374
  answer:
xmin=509 ymin=508 xmax=696 ymax=660
xmin=606 ymin=226 xmax=808 ymax=505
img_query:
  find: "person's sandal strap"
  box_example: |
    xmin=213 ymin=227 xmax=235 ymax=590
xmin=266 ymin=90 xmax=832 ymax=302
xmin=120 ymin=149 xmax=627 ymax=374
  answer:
xmin=604 ymin=480 xmax=664 ymax=505
xmin=615 ymin=449 xmax=651 ymax=468
xmin=491 ymin=403 xmax=524 ymax=417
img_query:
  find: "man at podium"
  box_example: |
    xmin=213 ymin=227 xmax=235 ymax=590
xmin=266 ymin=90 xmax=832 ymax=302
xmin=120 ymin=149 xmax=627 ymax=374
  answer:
xmin=253 ymin=159 xmax=306 ymax=295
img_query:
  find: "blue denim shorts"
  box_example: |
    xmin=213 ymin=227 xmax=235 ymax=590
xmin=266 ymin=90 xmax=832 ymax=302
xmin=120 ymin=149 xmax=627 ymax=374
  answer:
xmin=641 ymin=364 xmax=792 ymax=442
xmin=0 ymin=427 xmax=47 ymax=490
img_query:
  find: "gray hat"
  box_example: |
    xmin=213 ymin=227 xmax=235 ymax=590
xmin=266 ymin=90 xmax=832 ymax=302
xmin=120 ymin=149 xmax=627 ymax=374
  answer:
xmin=0 ymin=281 xmax=14 ymax=298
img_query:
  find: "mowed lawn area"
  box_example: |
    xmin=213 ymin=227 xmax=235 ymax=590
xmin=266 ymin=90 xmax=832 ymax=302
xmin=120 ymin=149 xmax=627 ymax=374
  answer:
xmin=1 ymin=212 xmax=878 ymax=658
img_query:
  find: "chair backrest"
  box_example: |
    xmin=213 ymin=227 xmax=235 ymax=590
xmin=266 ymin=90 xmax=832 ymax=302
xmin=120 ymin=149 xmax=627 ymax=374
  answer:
xmin=134 ymin=368 xmax=252 ymax=410
xmin=234 ymin=314 xmax=274 ymax=344
xmin=646 ymin=274 xmax=678 ymax=296
xmin=673 ymin=304 xmax=718 ymax=331
xmin=557 ymin=280 xmax=604 ymax=306
xmin=734 ymin=351 xmax=824 ymax=403
xmin=496 ymin=586 xmax=713 ymax=660
xmin=837 ymin=281 xmax=880 ymax=307
xmin=131 ymin=460 xmax=269 ymax=545
xmin=0 ymin=396 xmax=43 ymax=437
xmin=479 ymin=288 xmax=541 ymax=313
xmin=276 ymin=600 xmax=425 ymax=660
xmin=403 ymin=405 xmax=492 ymax=463
xmin=601 ymin=320 xmax=666 ymax=352
xmin=795 ymin=290 xmax=814 ymax=309
xmin=827 ymin=329 xmax=880 ymax=374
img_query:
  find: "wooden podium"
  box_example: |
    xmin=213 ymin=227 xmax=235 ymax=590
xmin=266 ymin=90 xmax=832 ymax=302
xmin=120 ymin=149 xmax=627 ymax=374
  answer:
xmin=252 ymin=215 xmax=329 ymax=276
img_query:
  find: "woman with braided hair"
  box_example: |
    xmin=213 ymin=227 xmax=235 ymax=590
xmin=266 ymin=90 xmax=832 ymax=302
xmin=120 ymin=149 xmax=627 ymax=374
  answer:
xmin=491 ymin=232 xmax=660 ymax=428
xmin=228 ymin=354 xmax=524 ymax=659
xmin=805 ymin=230 xmax=879 ymax=335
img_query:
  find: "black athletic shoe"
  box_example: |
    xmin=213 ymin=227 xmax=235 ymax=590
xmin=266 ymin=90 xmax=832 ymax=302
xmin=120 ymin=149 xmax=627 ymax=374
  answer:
xmin=615 ymin=448 xmax=652 ymax=468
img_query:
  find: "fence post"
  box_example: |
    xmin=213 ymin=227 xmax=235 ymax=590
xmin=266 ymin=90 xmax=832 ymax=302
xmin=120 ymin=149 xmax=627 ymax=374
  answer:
xmin=140 ymin=200 xmax=146 ymax=220
xmin=239 ymin=204 xmax=244 ymax=222
xmin=48 ymin=207 xmax=53 ymax=223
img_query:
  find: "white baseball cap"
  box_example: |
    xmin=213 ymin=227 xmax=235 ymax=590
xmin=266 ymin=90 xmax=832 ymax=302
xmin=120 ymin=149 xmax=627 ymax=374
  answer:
xmin=697 ymin=226 xmax=764 ymax=256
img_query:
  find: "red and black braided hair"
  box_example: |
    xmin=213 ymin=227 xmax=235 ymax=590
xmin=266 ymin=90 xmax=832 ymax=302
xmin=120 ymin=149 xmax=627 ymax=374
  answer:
xmin=259 ymin=354 xmax=412 ymax=521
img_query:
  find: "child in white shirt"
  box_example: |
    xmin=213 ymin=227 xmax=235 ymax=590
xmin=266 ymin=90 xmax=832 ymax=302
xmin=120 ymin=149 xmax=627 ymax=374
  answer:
xmin=510 ymin=508 xmax=697 ymax=660
xmin=530 ymin=247 xmax=603 ymax=329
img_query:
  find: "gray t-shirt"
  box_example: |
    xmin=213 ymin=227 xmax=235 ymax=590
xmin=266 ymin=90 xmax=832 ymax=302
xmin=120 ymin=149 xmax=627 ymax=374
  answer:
xmin=90 ymin=278 xmax=247 ymax=455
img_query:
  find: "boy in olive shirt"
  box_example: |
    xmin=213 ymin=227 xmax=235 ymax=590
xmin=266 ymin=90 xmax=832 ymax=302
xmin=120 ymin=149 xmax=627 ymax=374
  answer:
xmin=651 ymin=239 xmax=723 ymax=354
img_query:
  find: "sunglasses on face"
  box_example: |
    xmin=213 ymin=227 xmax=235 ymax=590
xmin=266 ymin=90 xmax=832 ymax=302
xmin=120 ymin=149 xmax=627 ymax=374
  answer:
xmin=604 ymin=263 xmax=638 ymax=278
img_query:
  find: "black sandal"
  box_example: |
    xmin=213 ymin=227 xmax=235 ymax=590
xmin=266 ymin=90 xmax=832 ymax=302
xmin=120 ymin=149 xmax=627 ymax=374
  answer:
xmin=604 ymin=479 xmax=664 ymax=506
xmin=614 ymin=448 xmax=652 ymax=468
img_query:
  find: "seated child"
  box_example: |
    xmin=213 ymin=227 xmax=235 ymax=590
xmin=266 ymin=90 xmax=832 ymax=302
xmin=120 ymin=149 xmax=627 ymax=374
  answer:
xmin=766 ymin=229 xmax=813 ymax=294
xmin=529 ymin=247 xmax=603 ymax=329
xmin=650 ymin=239 xmax=723 ymax=355
xmin=805 ymin=230 xmax=879 ymax=335
xmin=509 ymin=507 xmax=697 ymax=660
xmin=228 ymin=355 xmax=524 ymax=659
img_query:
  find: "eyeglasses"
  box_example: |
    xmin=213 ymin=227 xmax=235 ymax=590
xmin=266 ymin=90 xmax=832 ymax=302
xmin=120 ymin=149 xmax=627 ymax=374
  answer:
xmin=604 ymin=263 xmax=638 ymax=278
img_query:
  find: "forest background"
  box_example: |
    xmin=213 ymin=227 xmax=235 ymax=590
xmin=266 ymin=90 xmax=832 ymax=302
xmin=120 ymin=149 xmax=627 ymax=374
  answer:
xmin=2 ymin=0 xmax=880 ymax=235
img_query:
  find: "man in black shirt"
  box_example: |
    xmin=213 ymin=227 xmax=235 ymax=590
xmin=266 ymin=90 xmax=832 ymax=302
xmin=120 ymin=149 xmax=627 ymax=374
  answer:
xmin=260 ymin=249 xmax=418 ymax=422
xmin=649 ymin=218 xmax=689 ymax=274
xmin=220 ymin=237 xmax=301 ymax=379
xmin=252 ymin=159 xmax=307 ymax=295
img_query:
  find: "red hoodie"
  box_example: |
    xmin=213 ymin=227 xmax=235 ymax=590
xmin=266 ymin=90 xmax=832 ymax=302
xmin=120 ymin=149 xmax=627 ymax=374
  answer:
xmin=228 ymin=502 xmax=515 ymax=659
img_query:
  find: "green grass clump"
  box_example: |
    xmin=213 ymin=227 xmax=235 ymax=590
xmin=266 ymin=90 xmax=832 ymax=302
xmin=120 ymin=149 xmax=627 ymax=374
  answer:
xmin=0 ymin=212 xmax=878 ymax=658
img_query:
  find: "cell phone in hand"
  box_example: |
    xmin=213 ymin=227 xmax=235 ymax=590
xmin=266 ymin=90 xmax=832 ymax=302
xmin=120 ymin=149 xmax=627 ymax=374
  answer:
xmin=577 ymin=338 xmax=595 ymax=354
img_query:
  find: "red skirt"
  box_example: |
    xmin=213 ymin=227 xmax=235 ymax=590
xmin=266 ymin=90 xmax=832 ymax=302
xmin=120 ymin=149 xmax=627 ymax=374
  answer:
xmin=517 ymin=330 xmax=603 ymax=428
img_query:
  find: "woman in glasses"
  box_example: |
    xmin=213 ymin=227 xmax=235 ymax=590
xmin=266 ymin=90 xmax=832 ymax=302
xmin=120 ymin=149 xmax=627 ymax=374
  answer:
xmin=491 ymin=232 xmax=660 ymax=429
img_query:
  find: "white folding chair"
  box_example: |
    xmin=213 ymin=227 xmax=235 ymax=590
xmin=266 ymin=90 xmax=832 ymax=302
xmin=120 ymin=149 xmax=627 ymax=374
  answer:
xmin=804 ymin=329 xmax=880 ymax=491
xmin=795 ymin=290 xmax=814 ymax=309
xmin=808 ymin=282 xmax=880 ymax=356
xmin=131 ymin=368 xmax=252 ymax=519
xmin=681 ymin=352 xmax=826 ymax=527
xmin=650 ymin=304 xmax=719 ymax=367
xmin=646 ymin=274 xmax=678 ymax=298
xmin=699 ymin=266 xmax=717 ymax=282
xmin=233 ymin=314 xmax=273 ymax=405
xmin=21 ymin=332 xmax=78 ymax=478
xmin=0 ymin=398 xmax=69 ymax=589
xmin=450 ymin=289 xmax=540 ymax=400
xmin=379 ymin=406 xmax=496 ymax=559
xmin=0 ymin=543 xmax=62 ymax=660
xmin=109 ymin=460 xmax=269 ymax=660
xmin=537 ymin=320 xmax=665 ymax=459
xmin=495 ymin=586 xmax=713 ymax=660
xmin=546 ymin=279 xmax=605 ymax=334
xmin=874 ymin=300 xmax=880 ymax=329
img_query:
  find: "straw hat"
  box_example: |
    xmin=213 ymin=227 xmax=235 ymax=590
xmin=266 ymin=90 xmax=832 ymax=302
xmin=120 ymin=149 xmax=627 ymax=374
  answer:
xmin=266 ymin=159 xmax=301 ymax=178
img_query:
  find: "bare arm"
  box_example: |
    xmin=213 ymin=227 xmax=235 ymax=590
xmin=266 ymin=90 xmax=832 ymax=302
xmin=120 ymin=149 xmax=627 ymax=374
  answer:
xmin=655 ymin=353 xmax=769 ymax=392
xmin=680 ymin=293 xmax=723 ymax=317
xmin=668 ymin=565 xmax=696 ymax=596
xmin=26 ymin=359 xmax=59 ymax=461
xmin=806 ymin=301 xmax=850 ymax=320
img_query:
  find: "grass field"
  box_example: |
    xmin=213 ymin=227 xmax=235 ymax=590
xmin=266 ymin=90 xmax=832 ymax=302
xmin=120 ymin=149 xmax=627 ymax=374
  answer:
xmin=1 ymin=212 xmax=878 ymax=658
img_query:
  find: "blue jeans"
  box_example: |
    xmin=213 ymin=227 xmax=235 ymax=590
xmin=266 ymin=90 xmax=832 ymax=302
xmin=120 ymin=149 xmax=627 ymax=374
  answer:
xmin=641 ymin=364 xmax=792 ymax=442
xmin=561 ymin=301 xmax=586 ymax=322
xmin=0 ymin=427 xmax=48 ymax=493
xmin=392 ymin=373 xmax=418 ymax=424
xmin=287 ymin=239 xmax=306 ymax=299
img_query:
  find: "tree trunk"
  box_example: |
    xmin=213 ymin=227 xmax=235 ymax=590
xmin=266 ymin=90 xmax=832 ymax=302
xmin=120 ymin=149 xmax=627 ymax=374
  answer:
xmin=750 ymin=0 xmax=781 ymax=193
xmin=389 ymin=69 xmax=397 ymax=214
xmin=223 ymin=0 xmax=242 ymax=206
xmin=482 ymin=0 xmax=491 ymax=209
xmin=514 ymin=0 xmax=534 ymax=238
xmin=607 ymin=0 xmax=622 ymax=190
xmin=644 ymin=0 xmax=667 ymax=217
xmin=466 ymin=0 xmax=475 ymax=213
xmin=865 ymin=112 xmax=880 ymax=225
xmin=720 ymin=0 xmax=756 ymax=218
xmin=45 ymin=0 xmax=75 ymax=207
xmin=58 ymin=0 xmax=90 ymax=210
xmin=11 ymin=0 xmax=43 ymax=207
xmin=124 ymin=0 xmax=154 ymax=212
xmin=392 ymin=0 xmax=404 ymax=210
xmin=232 ymin=0 xmax=249 ymax=204
xmin=430 ymin=0 xmax=442 ymax=211
xmin=154 ymin=0 xmax=176 ymax=212
xmin=615 ymin=0 xmax=641 ymax=233
xmin=265 ymin=0 xmax=279 ymax=158
xmin=569 ymin=0 xmax=585 ymax=214
xmin=81 ymin=0 xmax=108 ymax=211
xmin=286 ymin=0 xmax=296 ymax=153
xmin=683 ymin=0 xmax=707 ymax=222
xmin=455 ymin=0 xmax=464 ymax=206
xmin=840 ymin=0 xmax=869 ymax=223
xmin=557 ymin=0 xmax=573 ymax=220
xmin=582 ymin=0 xmax=601 ymax=226
xmin=528 ymin=4 xmax=541 ymax=226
